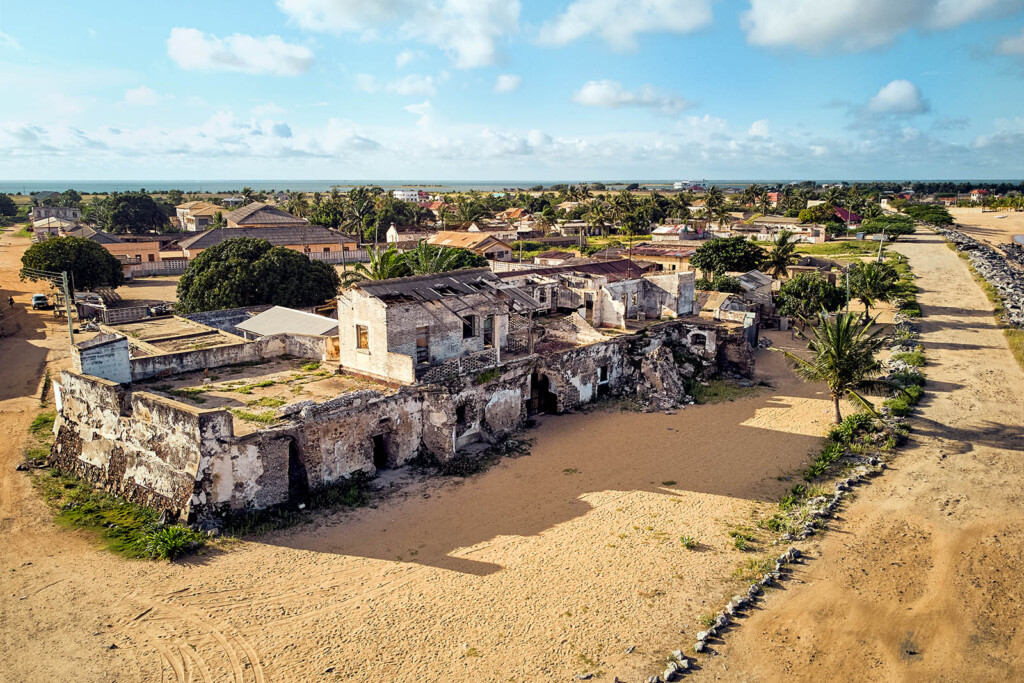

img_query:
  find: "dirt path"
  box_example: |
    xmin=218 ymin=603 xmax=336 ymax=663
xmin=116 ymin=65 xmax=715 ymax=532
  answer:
xmin=0 ymin=223 xmax=847 ymax=681
xmin=700 ymin=230 xmax=1024 ymax=680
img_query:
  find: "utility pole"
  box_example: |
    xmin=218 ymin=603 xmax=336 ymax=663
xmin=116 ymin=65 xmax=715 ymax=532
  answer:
xmin=877 ymin=227 xmax=886 ymax=263
xmin=22 ymin=267 xmax=75 ymax=345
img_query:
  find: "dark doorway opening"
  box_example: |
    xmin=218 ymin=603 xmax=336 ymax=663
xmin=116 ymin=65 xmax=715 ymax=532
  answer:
xmin=287 ymin=439 xmax=310 ymax=506
xmin=527 ymin=372 xmax=558 ymax=415
xmin=372 ymin=434 xmax=389 ymax=470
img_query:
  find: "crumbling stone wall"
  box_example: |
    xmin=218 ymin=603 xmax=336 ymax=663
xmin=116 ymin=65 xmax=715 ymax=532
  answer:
xmin=54 ymin=319 xmax=755 ymax=521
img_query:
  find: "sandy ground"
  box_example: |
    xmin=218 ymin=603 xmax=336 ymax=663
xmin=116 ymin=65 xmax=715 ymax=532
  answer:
xmin=699 ymin=229 xmax=1024 ymax=680
xmin=0 ymin=226 xmax=846 ymax=682
xmin=948 ymin=206 xmax=1024 ymax=247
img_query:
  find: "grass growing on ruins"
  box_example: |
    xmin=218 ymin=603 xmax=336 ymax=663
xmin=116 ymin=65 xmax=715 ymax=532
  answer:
xmin=32 ymin=469 xmax=205 ymax=560
xmin=167 ymin=387 xmax=208 ymax=404
xmin=24 ymin=411 xmax=55 ymax=461
xmin=245 ymin=397 xmax=287 ymax=408
xmin=300 ymin=361 xmax=321 ymax=372
xmin=230 ymin=408 xmax=280 ymax=424
xmin=690 ymin=380 xmax=761 ymax=404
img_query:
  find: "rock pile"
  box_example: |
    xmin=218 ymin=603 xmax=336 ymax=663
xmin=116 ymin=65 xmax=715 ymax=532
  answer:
xmin=933 ymin=225 xmax=1024 ymax=327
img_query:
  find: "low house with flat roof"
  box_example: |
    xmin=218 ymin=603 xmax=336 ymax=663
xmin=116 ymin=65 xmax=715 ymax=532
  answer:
xmin=30 ymin=205 xmax=81 ymax=222
xmin=176 ymin=225 xmax=359 ymax=259
xmin=386 ymin=223 xmax=434 ymax=245
xmin=337 ymin=269 xmax=542 ymax=384
xmin=427 ymin=231 xmax=513 ymax=261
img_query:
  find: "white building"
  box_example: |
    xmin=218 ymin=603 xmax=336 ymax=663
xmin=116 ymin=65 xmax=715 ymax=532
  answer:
xmin=393 ymin=189 xmax=421 ymax=202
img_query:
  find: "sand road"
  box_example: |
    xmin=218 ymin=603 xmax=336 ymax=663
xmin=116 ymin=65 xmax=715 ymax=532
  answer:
xmin=699 ymin=230 xmax=1024 ymax=680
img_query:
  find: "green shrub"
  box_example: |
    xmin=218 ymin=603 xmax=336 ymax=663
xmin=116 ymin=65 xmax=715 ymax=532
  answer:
xmin=892 ymin=350 xmax=925 ymax=367
xmin=301 ymin=361 xmax=321 ymax=372
xmin=889 ymin=369 xmax=925 ymax=388
xmin=827 ymin=412 xmax=876 ymax=444
xmin=804 ymin=442 xmax=844 ymax=481
xmin=144 ymin=525 xmax=205 ymax=560
xmin=680 ymin=535 xmax=698 ymax=550
xmin=884 ymin=396 xmax=912 ymax=416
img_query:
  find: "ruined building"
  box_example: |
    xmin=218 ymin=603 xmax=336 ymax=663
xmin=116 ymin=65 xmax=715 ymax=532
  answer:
xmin=50 ymin=264 xmax=755 ymax=524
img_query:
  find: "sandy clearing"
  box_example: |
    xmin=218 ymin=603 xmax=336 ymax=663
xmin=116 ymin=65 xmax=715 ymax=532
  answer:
xmin=0 ymin=223 xmax=846 ymax=682
xmin=948 ymin=206 xmax=1024 ymax=247
xmin=697 ymin=230 xmax=1024 ymax=680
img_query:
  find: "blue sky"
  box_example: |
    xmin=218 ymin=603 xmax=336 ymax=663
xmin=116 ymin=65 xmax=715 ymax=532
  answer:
xmin=2 ymin=0 xmax=1024 ymax=180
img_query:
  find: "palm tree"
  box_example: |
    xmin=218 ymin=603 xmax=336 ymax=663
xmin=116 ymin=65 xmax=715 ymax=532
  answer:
xmin=784 ymin=310 xmax=891 ymax=423
xmin=848 ymin=262 xmax=901 ymax=319
xmin=240 ymin=187 xmax=255 ymax=205
xmin=341 ymin=247 xmax=410 ymax=287
xmin=585 ymin=201 xmax=609 ymax=237
xmin=404 ymin=241 xmax=460 ymax=275
xmin=713 ymin=204 xmax=731 ymax=229
xmin=210 ymin=211 xmax=226 ymax=229
xmin=670 ymin=192 xmax=691 ymax=221
xmin=286 ymin=191 xmax=310 ymax=218
xmin=822 ymin=186 xmax=842 ymax=208
xmin=863 ymin=203 xmax=883 ymax=219
xmin=762 ymin=230 xmax=799 ymax=278
xmin=758 ymin=191 xmax=772 ymax=216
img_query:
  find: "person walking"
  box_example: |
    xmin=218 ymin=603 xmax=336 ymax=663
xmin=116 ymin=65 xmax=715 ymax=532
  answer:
xmin=7 ymin=296 xmax=13 ymax=309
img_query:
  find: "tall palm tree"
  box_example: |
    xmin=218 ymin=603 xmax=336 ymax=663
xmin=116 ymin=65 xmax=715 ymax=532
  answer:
xmin=763 ymin=230 xmax=799 ymax=278
xmin=704 ymin=185 xmax=724 ymax=217
xmin=713 ymin=204 xmax=732 ymax=229
xmin=585 ymin=201 xmax=609 ymax=237
xmin=758 ymin=190 xmax=772 ymax=216
xmin=404 ymin=241 xmax=460 ymax=275
xmin=286 ymin=191 xmax=310 ymax=218
xmin=210 ymin=211 xmax=226 ymax=229
xmin=670 ymin=192 xmax=691 ymax=221
xmin=785 ymin=310 xmax=892 ymax=423
xmin=823 ymin=186 xmax=842 ymax=208
xmin=240 ymin=187 xmax=255 ymax=205
xmin=341 ymin=247 xmax=410 ymax=287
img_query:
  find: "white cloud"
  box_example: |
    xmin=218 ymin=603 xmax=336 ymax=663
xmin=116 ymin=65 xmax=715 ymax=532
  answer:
xmin=494 ymin=74 xmax=522 ymax=93
xmin=748 ymin=119 xmax=770 ymax=137
xmin=386 ymin=73 xmax=441 ymax=96
xmin=122 ymin=86 xmax=161 ymax=106
xmin=867 ymin=79 xmax=929 ymax=114
xmin=742 ymin=0 xmax=1024 ymax=52
xmin=572 ymin=80 xmax=690 ymax=114
xmin=404 ymin=100 xmax=434 ymax=127
xmin=166 ymin=27 xmax=313 ymax=76
xmin=538 ymin=0 xmax=713 ymax=50
xmin=997 ymin=27 xmax=1024 ymax=53
xmin=395 ymin=49 xmax=421 ymax=68
xmin=357 ymin=73 xmax=445 ymax=96
xmin=252 ymin=102 xmax=289 ymax=117
xmin=277 ymin=0 xmax=518 ymax=69
xmin=0 ymin=31 xmax=21 ymax=50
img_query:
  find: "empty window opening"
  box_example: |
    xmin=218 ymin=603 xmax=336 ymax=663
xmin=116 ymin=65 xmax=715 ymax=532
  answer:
xmin=598 ymin=365 xmax=609 ymax=385
xmin=462 ymin=315 xmax=476 ymax=339
xmin=536 ymin=288 xmax=547 ymax=304
xmin=356 ymin=324 xmax=369 ymax=349
xmin=691 ymin=333 xmax=708 ymax=348
xmin=482 ymin=316 xmax=494 ymax=347
xmin=372 ymin=434 xmax=388 ymax=470
xmin=416 ymin=325 xmax=430 ymax=363
xmin=287 ymin=439 xmax=310 ymax=506
xmin=456 ymin=403 xmax=469 ymax=424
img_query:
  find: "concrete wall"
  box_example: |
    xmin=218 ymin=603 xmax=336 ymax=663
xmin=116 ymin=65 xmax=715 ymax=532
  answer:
xmin=128 ymin=333 xmax=324 ymax=381
xmin=183 ymin=305 xmax=274 ymax=336
xmin=73 ymin=337 xmax=132 ymax=384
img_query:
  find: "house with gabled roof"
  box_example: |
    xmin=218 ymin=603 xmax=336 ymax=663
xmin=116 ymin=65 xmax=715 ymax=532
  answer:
xmin=427 ymin=231 xmax=513 ymax=261
xmin=175 ymin=225 xmax=359 ymax=259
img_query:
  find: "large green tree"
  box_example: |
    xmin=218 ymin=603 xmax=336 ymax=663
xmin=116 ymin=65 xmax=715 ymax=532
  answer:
xmin=0 ymin=194 xmax=17 ymax=217
xmin=21 ymin=237 xmax=125 ymax=290
xmin=776 ymin=273 xmax=847 ymax=319
xmin=785 ymin=310 xmax=891 ymax=423
xmin=176 ymin=238 xmax=341 ymax=313
xmin=108 ymin=193 xmax=170 ymax=234
xmin=690 ymin=236 xmax=766 ymax=278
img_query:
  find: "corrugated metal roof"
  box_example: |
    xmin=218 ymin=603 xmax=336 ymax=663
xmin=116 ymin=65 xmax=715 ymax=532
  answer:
xmin=179 ymin=226 xmax=357 ymax=250
xmin=225 ymin=202 xmax=308 ymax=226
xmin=235 ymin=306 xmax=339 ymax=338
xmin=357 ymin=268 xmax=542 ymax=311
xmin=737 ymin=269 xmax=773 ymax=289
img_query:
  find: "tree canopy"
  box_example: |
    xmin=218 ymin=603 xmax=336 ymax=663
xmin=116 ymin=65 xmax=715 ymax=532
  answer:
xmin=694 ymin=274 xmax=743 ymax=294
xmin=175 ymin=238 xmax=341 ymax=313
xmin=108 ymin=193 xmax=170 ymax=234
xmin=341 ymin=242 xmax=488 ymax=286
xmin=20 ymin=237 xmax=125 ymax=290
xmin=762 ymin=230 xmax=799 ymax=279
xmin=776 ymin=273 xmax=848 ymax=319
xmin=0 ymin=194 xmax=17 ymax=217
xmin=689 ymin=236 xmax=766 ymax=278
xmin=901 ymin=204 xmax=953 ymax=226
xmin=847 ymin=261 xmax=901 ymax=318
xmin=858 ymin=214 xmax=916 ymax=238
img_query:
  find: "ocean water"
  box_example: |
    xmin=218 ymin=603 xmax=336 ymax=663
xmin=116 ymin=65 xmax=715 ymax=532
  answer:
xmin=1 ymin=178 xmax=1018 ymax=195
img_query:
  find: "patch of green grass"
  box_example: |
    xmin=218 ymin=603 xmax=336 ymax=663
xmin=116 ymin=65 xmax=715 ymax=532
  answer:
xmin=1007 ymin=329 xmax=1024 ymax=373
xmin=246 ymin=397 xmax=287 ymax=408
xmin=804 ymin=442 xmax=845 ymax=481
xmin=474 ymin=367 xmax=501 ymax=385
xmin=12 ymin=227 xmax=32 ymax=239
xmin=230 ymin=409 xmax=280 ymax=424
xmin=892 ymin=350 xmax=925 ymax=367
xmin=31 ymin=469 xmax=203 ymax=560
xmin=29 ymin=411 xmax=55 ymax=438
xmin=679 ymin=535 xmax=698 ymax=550
xmin=300 ymin=361 xmax=321 ymax=372
xmin=729 ymin=527 xmax=756 ymax=551
xmin=690 ymin=379 xmax=759 ymax=404
xmin=733 ymin=555 xmax=775 ymax=581
xmin=168 ymin=387 xmax=208 ymax=404
xmin=698 ymin=612 xmax=717 ymax=628
xmin=796 ymin=240 xmax=880 ymax=257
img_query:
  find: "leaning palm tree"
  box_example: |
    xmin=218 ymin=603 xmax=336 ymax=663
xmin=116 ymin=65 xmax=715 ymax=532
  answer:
xmin=404 ymin=241 xmax=461 ymax=275
xmin=341 ymin=246 xmax=410 ymax=287
xmin=762 ymin=229 xmax=799 ymax=278
xmin=785 ymin=310 xmax=891 ymax=423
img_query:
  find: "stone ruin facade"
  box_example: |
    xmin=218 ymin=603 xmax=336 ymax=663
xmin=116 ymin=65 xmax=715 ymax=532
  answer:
xmin=50 ymin=316 xmax=754 ymax=524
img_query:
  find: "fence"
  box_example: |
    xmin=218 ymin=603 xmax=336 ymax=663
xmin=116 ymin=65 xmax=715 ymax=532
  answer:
xmin=126 ymin=260 xmax=189 ymax=277
xmin=306 ymin=249 xmax=372 ymax=264
xmin=415 ymin=347 xmax=499 ymax=383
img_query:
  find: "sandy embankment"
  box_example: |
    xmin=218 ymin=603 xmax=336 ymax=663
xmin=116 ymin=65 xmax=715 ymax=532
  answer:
xmin=948 ymin=206 xmax=1024 ymax=246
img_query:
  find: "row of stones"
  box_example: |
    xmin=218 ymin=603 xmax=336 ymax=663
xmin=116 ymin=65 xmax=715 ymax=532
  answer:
xmin=932 ymin=225 xmax=1024 ymax=327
